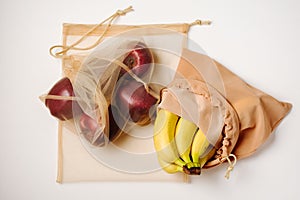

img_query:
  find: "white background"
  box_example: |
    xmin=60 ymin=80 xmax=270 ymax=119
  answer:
xmin=0 ymin=0 xmax=299 ymax=199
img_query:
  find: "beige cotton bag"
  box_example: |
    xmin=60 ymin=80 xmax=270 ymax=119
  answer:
xmin=158 ymin=48 xmax=292 ymax=178
xmin=48 ymin=6 xmax=211 ymax=183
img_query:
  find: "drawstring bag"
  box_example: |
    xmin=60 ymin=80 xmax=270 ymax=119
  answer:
xmin=42 ymin=6 xmax=211 ymax=183
xmin=41 ymin=6 xmax=291 ymax=183
xmin=158 ymin=48 xmax=292 ymax=178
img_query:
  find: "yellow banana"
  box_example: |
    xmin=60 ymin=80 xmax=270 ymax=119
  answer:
xmin=174 ymin=117 xmax=198 ymax=167
xmin=153 ymin=109 xmax=216 ymax=175
xmin=199 ymin=145 xmax=216 ymax=168
xmin=191 ymin=128 xmax=210 ymax=164
xmin=153 ymin=109 xmax=186 ymax=167
xmin=157 ymin=157 xmax=184 ymax=174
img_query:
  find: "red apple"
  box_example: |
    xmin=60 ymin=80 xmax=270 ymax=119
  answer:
xmin=119 ymin=42 xmax=153 ymax=78
xmin=79 ymin=113 xmax=98 ymax=133
xmin=79 ymin=105 xmax=123 ymax=145
xmin=108 ymin=105 xmax=123 ymax=141
xmin=114 ymin=80 xmax=158 ymax=125
xmin=45 ymin=77 xmax=81 ymax=120
xmin=79 ymin=113 xmax=105 ymax=147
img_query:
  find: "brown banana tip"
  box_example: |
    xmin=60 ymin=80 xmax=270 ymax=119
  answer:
xmin=183 ymin=165 xmax=201 ymax=175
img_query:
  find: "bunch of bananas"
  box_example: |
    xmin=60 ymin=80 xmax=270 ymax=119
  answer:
xmin=153 ymin=109 xmax=216 ymax=175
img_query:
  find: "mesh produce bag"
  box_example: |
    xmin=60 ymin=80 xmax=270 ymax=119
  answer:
xmin=43 ymin=6 xmax=212 ymax=183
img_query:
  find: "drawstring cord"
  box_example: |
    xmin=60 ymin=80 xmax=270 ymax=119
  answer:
xmin=49 ymin=7 xmax=211 ymax=58
xmin=221 ymin=154 xmax=237 ymax=179
xmin=49 ymin=6 xmax=134 ymax=58
xmin=189 ymin=19 xmax=212 ymax=26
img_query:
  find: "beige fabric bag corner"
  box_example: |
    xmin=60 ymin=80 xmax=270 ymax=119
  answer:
xmin=54 ymin=20 xmax=205 ymax=183
xmin=159 ymin=48 xmax=292 ymax=171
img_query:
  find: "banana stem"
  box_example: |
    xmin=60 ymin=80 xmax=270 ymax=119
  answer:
xmin=183 ymin=165 xmax=201 ymax=175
